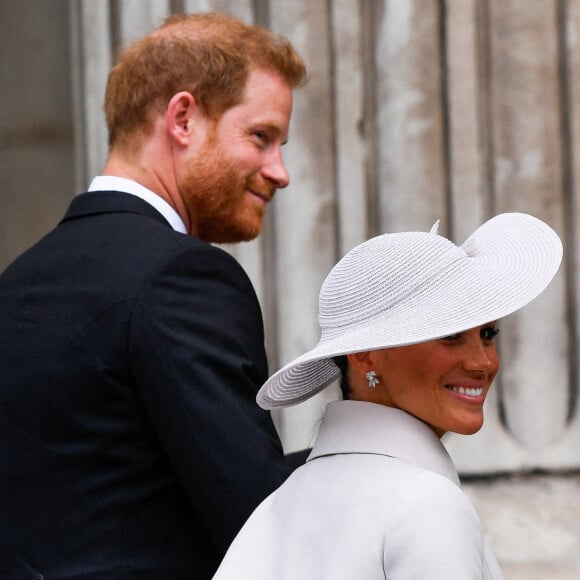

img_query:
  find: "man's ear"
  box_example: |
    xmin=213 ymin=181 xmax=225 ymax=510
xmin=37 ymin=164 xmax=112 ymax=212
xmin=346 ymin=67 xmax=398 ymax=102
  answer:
xmin=166 ymin=91 xmax=197 ymax=146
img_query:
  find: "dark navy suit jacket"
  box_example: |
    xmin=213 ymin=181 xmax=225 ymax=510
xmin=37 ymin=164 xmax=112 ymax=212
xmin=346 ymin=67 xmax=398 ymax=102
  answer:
xmin=0 ymin=191 xmax=295 ymax=579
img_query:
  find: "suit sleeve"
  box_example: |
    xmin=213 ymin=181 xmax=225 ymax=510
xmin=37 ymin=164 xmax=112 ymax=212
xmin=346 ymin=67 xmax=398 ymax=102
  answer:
xmin=128 ymin=242 xmax=293 ymax=554
xmin=383 ymin=472 xmax=499 ymax=579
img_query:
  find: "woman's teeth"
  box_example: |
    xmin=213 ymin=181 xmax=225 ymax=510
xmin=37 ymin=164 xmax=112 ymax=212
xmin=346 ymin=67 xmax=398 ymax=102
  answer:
xmin=446 ymin=386 xmax=483 ymax=397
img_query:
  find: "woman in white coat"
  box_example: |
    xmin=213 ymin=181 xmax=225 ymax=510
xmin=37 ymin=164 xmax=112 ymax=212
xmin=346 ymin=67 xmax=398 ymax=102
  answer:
xmin=213 ymin=213 xmax=562 ymax=580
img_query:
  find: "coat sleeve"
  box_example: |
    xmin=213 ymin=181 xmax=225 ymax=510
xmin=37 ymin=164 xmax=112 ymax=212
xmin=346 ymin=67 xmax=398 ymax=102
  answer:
xmin=128 ymin=242 xmax=293 ymax=554
xmin=383 ymin=472 xmax=501 ymax=579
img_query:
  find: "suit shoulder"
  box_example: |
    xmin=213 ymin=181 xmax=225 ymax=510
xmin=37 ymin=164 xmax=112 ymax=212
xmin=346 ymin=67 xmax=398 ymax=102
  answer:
xmin=158 ymin=237 xmax=252 ymax=286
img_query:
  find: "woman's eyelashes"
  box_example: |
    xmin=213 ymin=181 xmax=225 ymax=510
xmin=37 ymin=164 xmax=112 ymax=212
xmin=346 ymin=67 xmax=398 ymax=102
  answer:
xmin=441 ymin=326 xmax=499 ymax=343
xmin=481 ymin=326 xmax=499 ymax=341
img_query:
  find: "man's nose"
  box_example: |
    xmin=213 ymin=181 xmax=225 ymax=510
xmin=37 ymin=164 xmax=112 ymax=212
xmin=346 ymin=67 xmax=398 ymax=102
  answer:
xmin=262 ymin=148 xmax=290 ymax=189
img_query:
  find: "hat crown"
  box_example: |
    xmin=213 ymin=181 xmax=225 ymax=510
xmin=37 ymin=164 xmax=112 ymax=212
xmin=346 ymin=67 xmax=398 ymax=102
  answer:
xmin=318 ymin=232 xmax=463 ymax=339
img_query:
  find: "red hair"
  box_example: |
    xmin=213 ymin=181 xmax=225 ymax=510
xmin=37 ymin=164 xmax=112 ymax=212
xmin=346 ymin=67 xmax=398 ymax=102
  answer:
xmin=104 ymin=12 xmax=307 ymax=152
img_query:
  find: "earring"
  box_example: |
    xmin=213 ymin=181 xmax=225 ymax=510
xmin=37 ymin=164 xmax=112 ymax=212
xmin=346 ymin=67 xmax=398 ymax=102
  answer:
xmin=366 ymin=370 xmax=380 ymax=389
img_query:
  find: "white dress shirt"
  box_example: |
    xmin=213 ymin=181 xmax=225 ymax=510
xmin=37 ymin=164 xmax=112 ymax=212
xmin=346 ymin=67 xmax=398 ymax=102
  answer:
xmin=213 ymin=400 xmax=504 ymax=580
xmin=88 ymin=176 xmax=188 ymax=234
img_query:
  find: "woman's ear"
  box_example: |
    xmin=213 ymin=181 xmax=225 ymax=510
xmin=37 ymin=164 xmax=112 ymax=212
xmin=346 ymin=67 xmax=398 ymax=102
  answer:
xmin=346 ymin=350 xmax=387 ymax=403
xmin=346 ymin=351 xmax=374 ymax=373
xmin=166 ymin=91 xmax=197 ymax=146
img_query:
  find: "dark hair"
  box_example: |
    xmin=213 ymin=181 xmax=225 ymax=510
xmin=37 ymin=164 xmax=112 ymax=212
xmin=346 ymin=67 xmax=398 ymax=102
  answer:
xmin=332 ymin=355 xmax=350 ymax=399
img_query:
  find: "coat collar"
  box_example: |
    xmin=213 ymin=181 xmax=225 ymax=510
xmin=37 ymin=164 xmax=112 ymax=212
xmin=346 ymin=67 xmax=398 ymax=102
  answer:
xmin=309 ymin=400 xmax=460 ymax=485
xmin=88 ymin=177 xmax=188 ymax=233
xmin=60 ymin=191 xmax=172 ymax=229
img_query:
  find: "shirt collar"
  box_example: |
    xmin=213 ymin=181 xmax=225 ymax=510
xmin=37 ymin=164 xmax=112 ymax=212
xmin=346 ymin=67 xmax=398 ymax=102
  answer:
xmin=88 ymin=176 xmax=188 ymax=234
xmin=309 ymin=400 xmax=460 ymax=485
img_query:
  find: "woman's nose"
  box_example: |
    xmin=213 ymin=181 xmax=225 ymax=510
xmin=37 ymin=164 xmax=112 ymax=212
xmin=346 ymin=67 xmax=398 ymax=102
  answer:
xmin=464 ymin=339 xmax=499 ymax=374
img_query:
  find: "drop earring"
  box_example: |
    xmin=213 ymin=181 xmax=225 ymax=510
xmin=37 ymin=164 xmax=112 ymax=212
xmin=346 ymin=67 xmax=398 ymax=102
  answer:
xmin=365 ymin=370 xmax=380 ymax=388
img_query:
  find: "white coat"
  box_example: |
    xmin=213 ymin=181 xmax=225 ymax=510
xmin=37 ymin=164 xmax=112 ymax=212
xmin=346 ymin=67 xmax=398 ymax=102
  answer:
xmin=213 ymin=400 xmax=504 ymax=579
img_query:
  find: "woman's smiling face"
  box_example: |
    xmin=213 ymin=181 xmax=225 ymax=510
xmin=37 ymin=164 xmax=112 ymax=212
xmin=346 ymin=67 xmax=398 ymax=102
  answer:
xmin=350 ymin=324 xmax=500 ymax=437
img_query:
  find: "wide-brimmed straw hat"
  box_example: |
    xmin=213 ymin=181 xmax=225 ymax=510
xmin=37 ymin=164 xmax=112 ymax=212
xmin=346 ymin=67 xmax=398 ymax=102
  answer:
xmin=258 ymin=212 xmax=563 ymax=409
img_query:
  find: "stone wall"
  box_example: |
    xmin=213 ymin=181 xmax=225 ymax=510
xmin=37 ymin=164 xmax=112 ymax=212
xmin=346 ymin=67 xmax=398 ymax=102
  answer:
xmin=0 ymin=1 xmax=74 ymax=271
xmin=465 ymin=473 xmax=580 ymax=579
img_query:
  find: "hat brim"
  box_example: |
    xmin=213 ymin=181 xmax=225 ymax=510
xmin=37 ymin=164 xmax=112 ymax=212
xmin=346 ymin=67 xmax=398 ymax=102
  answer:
xmin=258 ymin=213 xmax=563 ymax=409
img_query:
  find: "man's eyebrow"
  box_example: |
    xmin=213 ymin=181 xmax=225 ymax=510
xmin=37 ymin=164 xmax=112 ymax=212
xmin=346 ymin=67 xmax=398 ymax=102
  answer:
xmin=252 ymin=119 xmax=285 ymax=132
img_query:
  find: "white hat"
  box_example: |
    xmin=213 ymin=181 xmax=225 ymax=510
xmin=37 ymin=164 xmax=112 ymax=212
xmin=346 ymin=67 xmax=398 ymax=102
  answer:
xmin=258 ymin=213 xmax=563 ymax=409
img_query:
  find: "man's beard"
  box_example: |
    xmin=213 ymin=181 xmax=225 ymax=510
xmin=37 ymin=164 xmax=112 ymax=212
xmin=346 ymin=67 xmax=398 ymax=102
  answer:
xmin=180 ymin=138 xmax=274 ymax=243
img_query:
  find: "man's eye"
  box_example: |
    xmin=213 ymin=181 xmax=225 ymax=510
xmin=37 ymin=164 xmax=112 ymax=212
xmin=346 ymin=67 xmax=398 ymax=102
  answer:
xmin=481 ymin=327 xmax=499 ymax=340
xmin=254 ymin=131 xmax=269 ymax=144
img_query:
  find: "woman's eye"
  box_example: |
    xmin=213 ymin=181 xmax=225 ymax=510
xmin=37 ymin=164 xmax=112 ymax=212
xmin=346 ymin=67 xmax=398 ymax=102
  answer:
xmin=441 ymin=333 xmax=461 ymax=342
xmin=481 ymin=327 xmax=499 ymax=340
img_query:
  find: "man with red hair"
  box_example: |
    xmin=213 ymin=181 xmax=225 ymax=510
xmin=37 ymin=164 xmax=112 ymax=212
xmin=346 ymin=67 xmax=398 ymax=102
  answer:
xmin=0 ymin=12 xmax=307 ymax=580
